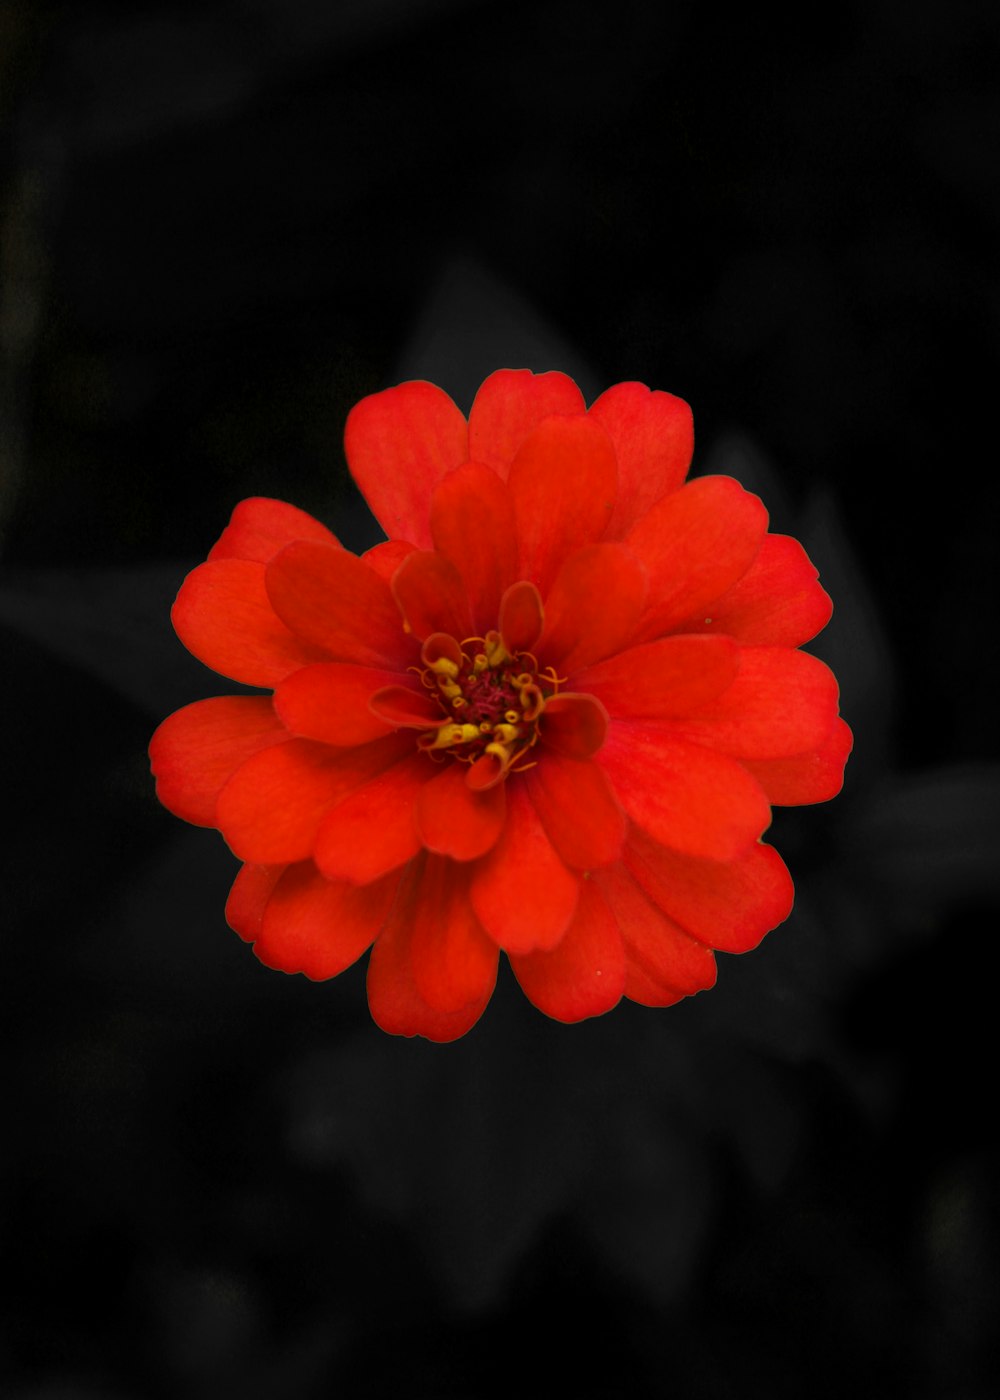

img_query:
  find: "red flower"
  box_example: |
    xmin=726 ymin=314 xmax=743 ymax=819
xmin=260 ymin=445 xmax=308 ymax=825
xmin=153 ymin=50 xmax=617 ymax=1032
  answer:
xmin=149 ymin=370 xmax=851 ymax=1041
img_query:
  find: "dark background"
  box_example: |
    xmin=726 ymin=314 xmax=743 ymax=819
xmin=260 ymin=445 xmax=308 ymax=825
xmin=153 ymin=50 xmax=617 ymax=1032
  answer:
xmin=2 ymin=2 xmax=998 ymax=1396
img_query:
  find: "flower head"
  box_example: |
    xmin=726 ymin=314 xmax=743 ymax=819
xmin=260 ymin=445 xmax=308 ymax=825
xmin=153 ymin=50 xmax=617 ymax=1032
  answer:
xmin=150 ymin=370 xmax=851 ymax=1040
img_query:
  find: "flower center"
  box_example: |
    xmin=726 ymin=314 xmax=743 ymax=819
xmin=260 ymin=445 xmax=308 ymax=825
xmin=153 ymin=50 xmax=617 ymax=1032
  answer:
xmin=415 ymin=629 xmax=563 ymax=790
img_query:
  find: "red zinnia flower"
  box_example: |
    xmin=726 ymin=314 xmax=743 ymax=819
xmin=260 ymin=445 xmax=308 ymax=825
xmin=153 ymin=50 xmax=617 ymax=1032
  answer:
xmin=149 ymin=370 xmax=851 ymax=1041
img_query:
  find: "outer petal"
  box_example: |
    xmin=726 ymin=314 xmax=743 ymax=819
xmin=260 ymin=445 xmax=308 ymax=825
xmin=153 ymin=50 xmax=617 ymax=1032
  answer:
xmin=670 ymin=533 xmax=834 ymax=646
xmin=274 ymin=663 xmax=405 ymax=746
xmin=574 ymin=635 xmax=739 ymax=720
xmin=509 ymin=879 xmax=625 ymax=1023
xmin=470 ymin=781 xmax=580 ymax=953
xmin=225 ymin=862 xmax=287 ymax=942
xmin=266 ymin=541 xmax=413 ymax=669
xmin=507 ymin=415 xmax=617 ymax=595
xmin=208 ymin=497 xmax=340 ymax=563
xmin=624 ymin=826 xmax=794 ymax=953
xmin=467 ymin=369 xmax=586 ymax=477
xmin=598 ymin=722 xmax=771 ymax=860
xmin=743 ymin=716 xmax=853 ymax=806
xmin=626 ymin=476 xmax=768 ymax=642
xmin=525 ymin=752 xmax=626 ymax=870
xmin=410 ymin=858 xmax=499 ymax=1013
xmin=344 ymin=380 xmax=468 ymax=548
xmin=216 ymin=732 xmax=412 ymax=863
xmin=390 ymin=550 xmax=474 ymax=642
xmin=588 ymin=382 xmax=694 ymax=538
xmin=430 ymin=463 xmax=518 ymax=633
xmin=362 ymin=539 xmax=417 ymax=583
xmin=594 ymin=862 xmax=717 ymax=998
xmin=254 ymin=862 xmax=398 ymax=979
xmin=149 ymin=696 xmax=289 ymax=827
xmin=172 ymin=559 xmax=329 ymax=687
xmin=367 ymin=856 xmax=495 ymax=1041
xmin=664 ymin=646 xmax=840 ymax=760
xmin=415 ymin=761 xmax=506 ymax=861
xmin=313 ymin=752 xmax=430 ymax=884
xmin=538 ymin=543 xmax=647 ymax=674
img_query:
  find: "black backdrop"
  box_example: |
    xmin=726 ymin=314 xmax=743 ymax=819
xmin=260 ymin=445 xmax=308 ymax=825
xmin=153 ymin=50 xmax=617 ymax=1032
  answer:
xmin=2 ymin=2 xmax=998 ymax=1397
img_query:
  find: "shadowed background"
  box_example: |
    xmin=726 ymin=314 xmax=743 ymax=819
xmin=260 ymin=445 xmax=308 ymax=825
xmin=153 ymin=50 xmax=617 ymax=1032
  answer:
xmin=2 ymin=1 xmax=998 ymax=1396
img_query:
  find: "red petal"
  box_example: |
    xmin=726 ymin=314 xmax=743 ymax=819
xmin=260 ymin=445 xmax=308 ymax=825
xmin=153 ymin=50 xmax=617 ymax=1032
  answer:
xmin=499 ymin=580 xmax=544 ymax=654
xmin=540 ymin=693 xmax=608 ymax=759
xmin=266 ymin=541 xmax=413 ymax=669
xmin=369 ymin=684 xmax=446 ymax=729
xmin=574 ymin=635 xmax=739 ymax=720
xmin=537 ymin=543 xmax=646 ymax=674
xmin=621 ymin=958 xmax=687 ymax=1008
xmin=671 ymin=533 xmax=833 ymax=646
xmin=430 ymin=463 xmax=518 ymax=633
xmin=390 ymin=549 xmax=473 ymax=642
xmin=470 ymin=781 xmax=579 ymax=953
xmin=344 ymin=380 xmax=468 ymax=548
xmin=172 ymin=559 xmax=329 ymax=687
xmin=362 ymin=539 xmax=417 ymax=583
xmin=367 ymin=856 xmax=494 ymax=1040
xmin=216 ymin=732 xmax=412 ymax=863
xmin=409 ymin=857 xmax=499 ymax=1013
xmin=525 ymin=752 xmax=626 ymax=870
xmin=225 ymin=862 xmax=287 ymax=941
xmin=594 ymin=862 xmax=717 ymax=996
xmin=313 ymin=753 xmax=430 ymax=884
xmin=150 ymin=696 xmax=288 ymax=827
xmin=507 ymin=415 xmax=617 ymax=595
xmin=598 ymin=722 xmax=771 ymax=860
xmin=743 ymin=716 xmax=853 ymax=805
xmin=415 ymin=761 xmax=506 ymax=861
xmin=665 ymin=646 xmax=840 ymax=759
xmin=254 ymin=862 xmax=398 ymax=979
xmin=468 ymin=369 xmax=586 ymax=478
xmin=626 ymin=476 xmax=768 ymax=641
xmin=624 ymin=826 xmax=794 ymax=953
xmin=208 ymin=497 xmax=340 ymax=563
xmin=274 ymin=663 xmax=405 ymax=746
xmin=509 ymin=879 xmax=625 ymax=1023
xmin=588 ymin=382 xmax=693 ymax=538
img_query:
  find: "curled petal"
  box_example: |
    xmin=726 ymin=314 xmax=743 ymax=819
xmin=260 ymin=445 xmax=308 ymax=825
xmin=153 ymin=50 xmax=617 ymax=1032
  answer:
xmin=391 ymin=549 xmax=473 ymax=642
xmin=538 ymin=543 xmax=646 ymax=674
xmin=266 ymin=542 xmax=413 ymax=669
xmin=274 ymin=663 xmax=404 ymax=746
xmin=172 ymin=559 xmax=328 ymax=687
xmin=313 ymin=753 xmax=430 ymax=884
xmin=509 ymin=879 xmax=625 ymax=1023
xmin=624 ymin=825 xmax=794 ymax=953
xmin=369 ymin=685 xmax=447 ymax=729
xmin=525 ymin=752 xmax=626 ymax=870
xmin=208 ymin=497 xmax=340 ymax=563
xmin=598 ymin=722 xmax=771 ymax=861
xmin=626 ymin=475 xmax=768 ymax=641
xmin=594 ymin=862 xmax=717 ymax=998
xmin=507 ymin=414 xmax=617 ymax=595
xmin=470 ymin=781 xmax=579 ymax=953
xmin=344 ymin=380 xmax=468 ymax=548
xmin=499 ymin=580 xmax=544 ymax=655
xmin=430 ymin=463 xmax=518 ymax=633
xmin=574 ymin=635 xmax=739 ymax=720
xmin=255 ymin=862 xmax=399 ymax=980
xmin=225 ymin=862 xmax=287 ymax=942
xmin=588 ymin=382 xmax=693 ymax=538
xmin=468 ymin=368 xmax=586 ymax=477
xmin=415 ymin=761 xmax=506 ymax=861
xmin=743 ymin=716 xmax=854 ymax=805
xmin=540 ymin=693 xmax=609 ymax=759
xmin=150 ymin=695 xmax=288 ymax=827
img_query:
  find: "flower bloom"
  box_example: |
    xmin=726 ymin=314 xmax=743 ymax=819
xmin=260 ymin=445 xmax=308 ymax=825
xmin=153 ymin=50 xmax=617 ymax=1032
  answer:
xmin=150 ymin=370 xmax=851 ymax=1040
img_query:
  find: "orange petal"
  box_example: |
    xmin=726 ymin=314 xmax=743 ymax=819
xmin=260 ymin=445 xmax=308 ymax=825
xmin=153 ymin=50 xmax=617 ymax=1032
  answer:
xmin=743 ymin=716 xmax=853 ymax=805
xmin=626 ymin=475 xmax=768 ymax=641
xmin=539 ymin=693 xmax=609 ymax=759
xmin=313 ymin=753 xmax=430 ymax=884
xmin=208 ymin=497 xmax=340 ymax=563
xmin=525 ymin=753 xmax=626 ymax=870
xmin=410 ymin=857 xmax=499 ymax=1013
xmin=470 ymin=781 xmax=579 ymax=953
xmin=265 ymin=541 xmax=413 ymax=669
xmin=172 ymin=559 xmax=329 ymax=687
xmin=390 ymin=549 xmax=473 ymax=642
xmin=150 ymin=695 xmax=289 ymax=827
xmin=274 ymin=663 xmax=406 ymax=746
xmin=468 ymin=369 xmax=586 ymax=478
xmin=430 ymin=463 xmax=518 ymax=633
xmin=344 ymin=380 xmax=468 ymax=548
xmin=598 ymin=722 xmax=771 ymax=861
xmin=537 ymin=542 xmax=646 ymax=674
xmin=415 ymin=761 xmax=506 ymax=861
xmin=254 ymin=862 xmax=399 ymax=979
xmin=624 ymin=826 xmax=794 ymax=953
xmin=594 ymin=862 xmax=717 ymax=996
xmin=509 ymin=878 xmax=625 ymax=1023
xmin=574 ymin=634 xmax=739 ymax=719
xmin=507 ymin=415 xmax=617 ymax=595
xmin=225 ymin=861 xmax=287 ymax=942
xmin=588 ymin=382 xmax=693 ymax=538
